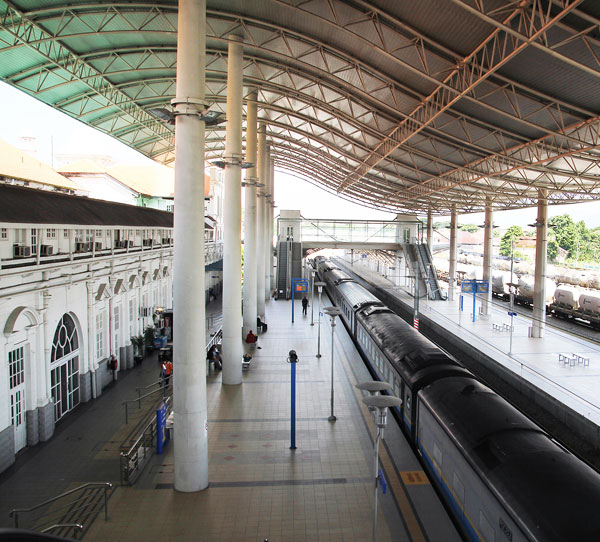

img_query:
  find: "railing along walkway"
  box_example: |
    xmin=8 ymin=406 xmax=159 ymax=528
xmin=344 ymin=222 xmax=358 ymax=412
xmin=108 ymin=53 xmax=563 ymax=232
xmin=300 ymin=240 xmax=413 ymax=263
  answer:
xmin=9 ymin=483 xmax=112 ymax=540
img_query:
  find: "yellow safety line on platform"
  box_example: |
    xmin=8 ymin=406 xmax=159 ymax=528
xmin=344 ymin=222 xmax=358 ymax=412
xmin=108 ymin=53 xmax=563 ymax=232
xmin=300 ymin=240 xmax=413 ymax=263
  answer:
xmin=337 ymin=337 xmax=427 ymax=542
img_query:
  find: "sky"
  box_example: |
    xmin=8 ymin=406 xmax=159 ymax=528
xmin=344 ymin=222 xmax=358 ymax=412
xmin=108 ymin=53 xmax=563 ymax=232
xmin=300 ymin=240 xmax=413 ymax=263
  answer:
xmin=2 ymin=80 xmax=599 ymax=230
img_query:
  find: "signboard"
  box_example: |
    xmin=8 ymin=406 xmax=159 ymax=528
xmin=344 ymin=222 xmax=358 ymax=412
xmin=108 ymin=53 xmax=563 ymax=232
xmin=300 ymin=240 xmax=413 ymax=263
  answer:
xmin=156 ymin=402 xmax=167 ymax=454
xmin=476 ymin=281 xmax=489 ymax=293
xmin=291 ymin=278 xmax=310 ymax=323
xmin=461 ymin=280 xmax=475 ymax=293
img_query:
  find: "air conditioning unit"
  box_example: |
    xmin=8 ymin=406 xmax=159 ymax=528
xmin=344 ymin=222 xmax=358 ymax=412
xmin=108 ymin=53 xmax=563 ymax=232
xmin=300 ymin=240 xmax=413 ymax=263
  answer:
xmin=13 ymin=244 xmax=31 ymax=258
xmin=94 ymin=242 xmax=102 ymax=251
xmin=143 ymin=239 xmax=153 ymax=247
xmin=40 ymin=244 xmax=54 ymax=256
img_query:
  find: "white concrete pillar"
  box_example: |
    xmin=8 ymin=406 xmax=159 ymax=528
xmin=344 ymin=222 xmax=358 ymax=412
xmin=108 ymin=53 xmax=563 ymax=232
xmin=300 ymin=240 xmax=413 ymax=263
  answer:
xmin=427 ymin=208 xmax=433 ymax=250
xmin=242 ymin=89 xmax=258 ymax=336
xmin=532 ymin=189 xmax=548 ymax=338
xmin=222 ymin=35 xmax=244 ymax=385
xmin=172 ymin=0 xmax=208 ymax=492
xmin=449 ymin=205 xmax=457 ymax=301
xmin=256 ymin=124 xmax=266 ymax=320
xmin=481 ymin=198 xmax=493 ymax=316
xmin=269 ymin=157 xmax=275 ymax=294
xmin=264 ymin=145 xmax=271 ymax=304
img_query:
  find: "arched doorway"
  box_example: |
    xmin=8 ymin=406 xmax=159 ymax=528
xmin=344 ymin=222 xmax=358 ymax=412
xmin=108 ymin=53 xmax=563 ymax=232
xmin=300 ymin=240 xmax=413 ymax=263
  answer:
xmin=50 ymin=314 xmax=80 ymax=422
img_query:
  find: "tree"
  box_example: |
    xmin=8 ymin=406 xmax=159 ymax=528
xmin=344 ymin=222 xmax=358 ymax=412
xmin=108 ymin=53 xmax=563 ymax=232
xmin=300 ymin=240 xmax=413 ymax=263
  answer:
xmin=500 ymin=225 xmax=523 ymax=257
xmin=460 ymin=224 xmax=479 ymax=233
xmin=549 ymin=214 xmax=577 ymax=256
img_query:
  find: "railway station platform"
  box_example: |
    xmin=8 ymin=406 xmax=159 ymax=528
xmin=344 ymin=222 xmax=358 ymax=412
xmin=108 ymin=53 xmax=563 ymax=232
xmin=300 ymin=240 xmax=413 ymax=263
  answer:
xmin=338 ymin=258 xmax=600 ymax=467
xmin=0 ymin=295 xmax=459 ymax=542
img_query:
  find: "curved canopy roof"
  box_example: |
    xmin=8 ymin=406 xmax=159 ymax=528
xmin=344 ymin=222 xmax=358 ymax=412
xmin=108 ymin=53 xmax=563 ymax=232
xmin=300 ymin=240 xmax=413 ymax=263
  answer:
xmin=0 ymin=0 xmax=599 ymax=215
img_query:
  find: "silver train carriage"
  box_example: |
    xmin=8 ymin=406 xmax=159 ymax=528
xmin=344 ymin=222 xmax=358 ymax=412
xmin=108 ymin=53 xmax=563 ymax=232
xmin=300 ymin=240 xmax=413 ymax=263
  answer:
xmin=315 ymin=257 xmax=600 ymax=541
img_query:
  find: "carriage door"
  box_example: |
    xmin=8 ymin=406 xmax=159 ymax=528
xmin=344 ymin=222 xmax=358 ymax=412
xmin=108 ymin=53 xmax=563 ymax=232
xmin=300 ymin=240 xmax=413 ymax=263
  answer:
xmin=50 ymin=314 xmax=80 ymax=422
xmin=8 ymin=346 xmax=27 ymax=452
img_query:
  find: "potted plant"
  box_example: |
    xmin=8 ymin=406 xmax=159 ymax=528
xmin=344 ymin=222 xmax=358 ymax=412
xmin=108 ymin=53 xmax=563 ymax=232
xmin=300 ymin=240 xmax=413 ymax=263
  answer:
xmin=131 ymin=335 xmax=144 ymax=364
xmin=144 ymin=325 xmax=156 ymax=354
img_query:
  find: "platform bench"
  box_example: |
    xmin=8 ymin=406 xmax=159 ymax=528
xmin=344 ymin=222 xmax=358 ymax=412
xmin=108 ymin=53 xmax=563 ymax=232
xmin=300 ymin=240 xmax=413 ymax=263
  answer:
xmin=558 ymin=353 xmax=576 ymax=367
xmin=572 ymin=353 xmax=590 ymax=366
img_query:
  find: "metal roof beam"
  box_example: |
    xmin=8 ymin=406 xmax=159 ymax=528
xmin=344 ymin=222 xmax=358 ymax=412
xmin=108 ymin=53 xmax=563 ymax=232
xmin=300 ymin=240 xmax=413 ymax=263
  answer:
xmin=337 ymin=0 xmax=585 ymax=194
xmin=450 ymin=0 xmax=600 ymax=77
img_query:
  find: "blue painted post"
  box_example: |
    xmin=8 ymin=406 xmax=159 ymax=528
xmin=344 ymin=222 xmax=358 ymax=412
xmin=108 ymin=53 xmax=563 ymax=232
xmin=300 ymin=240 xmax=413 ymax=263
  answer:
xmin=291 ymin=361 xmax=296 ymax=449
xmin=291 ymin=283 xmax=295 ymax=323
xmin=288 ymin=349 xmax=298 ymax=449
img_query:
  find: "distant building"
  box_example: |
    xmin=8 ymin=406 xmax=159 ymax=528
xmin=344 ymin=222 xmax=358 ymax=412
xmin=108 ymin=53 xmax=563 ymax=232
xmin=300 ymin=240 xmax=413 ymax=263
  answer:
xmin=0 ymin=139 xmax=86 ymax=196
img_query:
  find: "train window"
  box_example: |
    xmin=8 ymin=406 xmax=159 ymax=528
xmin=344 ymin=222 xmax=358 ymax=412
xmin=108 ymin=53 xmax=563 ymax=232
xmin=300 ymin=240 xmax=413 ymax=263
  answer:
xmin=478 ymin=512 xmax=495 ymax=542
xmin=406 ymin=395 xmax=411 ymax=412
xmin=452 ymin=473 xmax=464 ymax=505
xmin=393 ymin=380 xmax=399 ymax=397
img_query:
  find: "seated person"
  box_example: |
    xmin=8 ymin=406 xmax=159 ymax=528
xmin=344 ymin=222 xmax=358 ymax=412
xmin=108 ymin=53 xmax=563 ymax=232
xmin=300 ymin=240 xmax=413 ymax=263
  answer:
xmin=245 ymin=330 xmax=257 ymax=344
xmin=207 ymin=344 xmax=222 ymax=370
xmin=257 ymin=317 xmax=268 ymax=333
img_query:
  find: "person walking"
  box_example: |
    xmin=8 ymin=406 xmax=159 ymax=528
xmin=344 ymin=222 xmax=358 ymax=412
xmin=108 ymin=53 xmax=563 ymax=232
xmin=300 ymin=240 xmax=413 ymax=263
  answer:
xmin=302 ymin=296 xmax=309 ymax=316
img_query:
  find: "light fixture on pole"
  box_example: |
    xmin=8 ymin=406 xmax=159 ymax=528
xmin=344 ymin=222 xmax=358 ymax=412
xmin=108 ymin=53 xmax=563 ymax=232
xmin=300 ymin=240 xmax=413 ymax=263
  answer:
xmin=315 ymin=282 xmax=325 ymax=358
xmin=362 ymin=394 xmax=403 ymax=542
xmin=355 ymin=381 xmax=392 ymax=414
xmin=323 ymin=306 xmax=342 ymax=422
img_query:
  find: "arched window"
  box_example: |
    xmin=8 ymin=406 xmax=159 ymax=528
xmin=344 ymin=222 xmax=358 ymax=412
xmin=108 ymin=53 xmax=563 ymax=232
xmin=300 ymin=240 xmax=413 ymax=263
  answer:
xmin=50 ymin=314 xmax=80 ymax=421
xmin=51 ymin=314 xmax=78 ymax=362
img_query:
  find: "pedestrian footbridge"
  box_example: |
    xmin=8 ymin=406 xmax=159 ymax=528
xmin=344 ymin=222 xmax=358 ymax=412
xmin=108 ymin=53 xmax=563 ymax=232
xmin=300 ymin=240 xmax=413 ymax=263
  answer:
xmin=275 ymin=214 xmax=444 ymax=301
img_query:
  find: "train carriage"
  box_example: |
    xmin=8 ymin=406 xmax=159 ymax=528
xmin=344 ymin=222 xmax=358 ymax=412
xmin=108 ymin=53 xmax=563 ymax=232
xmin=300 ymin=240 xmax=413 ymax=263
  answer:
xmin=314 ymin=256 xmax=600 ymax=541
xmin=418 ymin=376 xmax=600 ymax=541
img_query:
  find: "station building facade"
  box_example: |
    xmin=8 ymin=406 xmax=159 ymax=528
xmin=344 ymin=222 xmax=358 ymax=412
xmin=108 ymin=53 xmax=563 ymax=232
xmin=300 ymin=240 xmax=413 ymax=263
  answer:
xmin=0 ymin=184 xmax=179 ymax=473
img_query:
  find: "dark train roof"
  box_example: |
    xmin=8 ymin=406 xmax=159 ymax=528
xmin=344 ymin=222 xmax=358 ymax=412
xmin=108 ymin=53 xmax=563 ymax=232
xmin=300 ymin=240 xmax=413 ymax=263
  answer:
xmin=337 ymin=281 xmax=381 ymax=309
xmin=357 ymin=308 xmax=468 ymax=389
xmin=0 ymin=184 xmax=173 ymax=227
xmin=420 ymin=377 xmax=600 ymax=541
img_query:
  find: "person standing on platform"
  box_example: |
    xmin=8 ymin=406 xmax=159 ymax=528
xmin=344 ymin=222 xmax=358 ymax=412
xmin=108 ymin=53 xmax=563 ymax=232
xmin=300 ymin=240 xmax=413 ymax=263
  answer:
xmin=302 ymin=296 xmax=309 ymax=316
xmin=165 ymin=360 xmax=173 ymax=386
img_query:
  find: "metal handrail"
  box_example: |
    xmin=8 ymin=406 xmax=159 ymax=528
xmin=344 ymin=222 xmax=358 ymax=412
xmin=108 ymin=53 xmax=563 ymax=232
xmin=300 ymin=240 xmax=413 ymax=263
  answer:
xmin=41 ymin=523 xmax=83 ymax=538
xmin=9 ymin=482 xmax=112 ymax=528
xmin=123 ymin=384 xmax=170 ymax=424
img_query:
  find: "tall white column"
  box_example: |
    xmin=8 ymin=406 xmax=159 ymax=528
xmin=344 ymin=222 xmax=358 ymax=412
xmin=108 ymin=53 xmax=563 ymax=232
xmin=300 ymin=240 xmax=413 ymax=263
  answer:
xmin=256 ymin=124 xmax=266 ymax=320
xmin=269 ymin=157 xmax=275 ymax=294
xmin=427 ymin=208 xmax=433 ymax=250
xmin=222 ymin=35 xmax=244 ymax=385
xmin=172 ymin=0 xmax=208 ymax=492
xmin=242 ymin=89 xmax=258 ymax=336
xmin=532 ymin=189 xmax=548 ymax=338
xmin=449 ymin=205 xmax=457 ymax=301
xmin=482 ymin=197 xmax=493 ymax=316
xmin=264 ymin=145 xmax=272 ymax=304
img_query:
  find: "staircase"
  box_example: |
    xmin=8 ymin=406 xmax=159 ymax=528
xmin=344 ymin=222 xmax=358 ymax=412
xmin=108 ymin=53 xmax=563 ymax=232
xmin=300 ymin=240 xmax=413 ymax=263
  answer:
xmin=9 ymin=482 xmax=112 ymax=540
xmin=276 ymin=241 xmax=290 ymax=299
xmin=416 ymin=243 xmax=444 ymax=300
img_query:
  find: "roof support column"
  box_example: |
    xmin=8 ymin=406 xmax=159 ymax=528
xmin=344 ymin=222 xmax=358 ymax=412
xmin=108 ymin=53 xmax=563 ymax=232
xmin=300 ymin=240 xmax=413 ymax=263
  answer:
xmin=269 ymin=157 xmax=275 ymax=294
xmin=449 ymin=205 xmax=457 ymax=301
xmin=481 ymin=198 xmax=493 ymax=316
xmin=427 ymin=208 xmax=433 ymax=251
xmin=172 ymin=0 xmax=207 ymax=492
xmin=531 ymin=189 xmax=548 ymax=338
xmin=256 ymin=124 xmax=266 ymax=320
xmin=242 ymin=89 xmax=258 ymax=337
xmin=222 ymin=35 xmax=244 ymax=385
xmin=264 ymin=145 xmax=272 ymax=304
